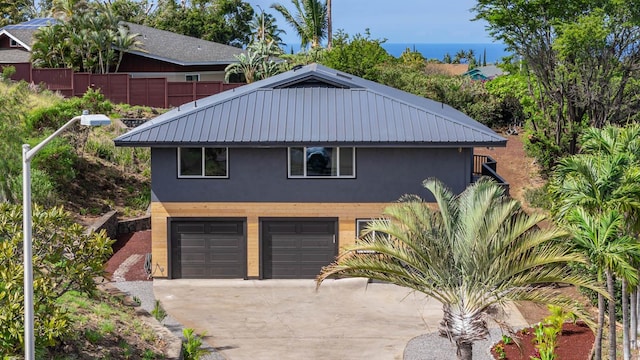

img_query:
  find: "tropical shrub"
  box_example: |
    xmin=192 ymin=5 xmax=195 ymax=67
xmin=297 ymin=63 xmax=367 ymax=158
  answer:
xmin=320 ymin=30 xmax=394 ymax=81
xmin=0 ymin=204 xmax=113 ymax=356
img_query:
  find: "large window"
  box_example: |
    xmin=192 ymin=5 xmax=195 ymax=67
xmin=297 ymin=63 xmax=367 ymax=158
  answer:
xmin=178 ymin=147 xmax=228 ymax=178
xmin=288 ymin=147 xmax=355 ymax=178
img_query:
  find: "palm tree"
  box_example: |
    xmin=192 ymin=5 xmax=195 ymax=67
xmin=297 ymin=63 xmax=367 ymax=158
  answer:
xmin=576 ymin=124 xmax=640 ymax=359
xmin=225 ymin=40 xmax=283 ymax=83
xmin=317 ymin=178 xmax=606 ymax=360
xmin=565 ymin=207 xmax=640 ymax=360
xmin=550 ymin=148 xmax=640 ymax=360
xmin=271 ymin=0 xmax=327 ymax=49
xmin=113 ymin=25 xmax=145 ymax=73
xmin=249 ymin=9 xmax=286 ymax=47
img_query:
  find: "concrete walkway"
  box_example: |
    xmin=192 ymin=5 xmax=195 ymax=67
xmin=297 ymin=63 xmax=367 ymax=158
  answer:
xmin=153 ymin=278 xmax=528 ymax=360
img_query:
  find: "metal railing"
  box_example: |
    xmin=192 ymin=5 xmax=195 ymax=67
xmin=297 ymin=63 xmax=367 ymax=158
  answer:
xmin=473 ymin=155 xmax=510 ymax=196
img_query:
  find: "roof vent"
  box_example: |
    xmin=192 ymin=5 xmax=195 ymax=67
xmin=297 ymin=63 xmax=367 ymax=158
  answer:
xmin=197 ymin=45 xmax=201 ymax=50
xmin=293 ymin=64 xmax=303 ymax=71
xmin=143 ymin=34 xmax=147 ymax=39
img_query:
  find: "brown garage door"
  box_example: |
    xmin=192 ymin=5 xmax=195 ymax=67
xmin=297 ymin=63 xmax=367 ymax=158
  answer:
xmin=262 ymin=219 xmax=337 ymax=279
xmin=170 ymin=219 xmax=245 ymax=279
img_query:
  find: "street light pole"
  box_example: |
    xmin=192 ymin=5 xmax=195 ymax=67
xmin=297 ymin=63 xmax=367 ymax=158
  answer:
xmin=22 ymin=113 xmax=110 ymax=360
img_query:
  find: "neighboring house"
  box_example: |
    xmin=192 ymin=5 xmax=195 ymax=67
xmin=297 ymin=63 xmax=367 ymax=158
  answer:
xmin=0 ymin=18 xmax=53 ymax=63
xmin=0 ymin=18 xmax=242 ymax=82
xmin=463 ymin=65 xmax=505 ymax=81
xmin=117 ymin=22 xmax=243 ymax=82
xmin=114 ymin=63 xmax=507 ymax=280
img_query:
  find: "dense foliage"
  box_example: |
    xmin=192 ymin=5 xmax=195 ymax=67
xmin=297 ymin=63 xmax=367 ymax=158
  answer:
xmin=31 ymin=3 xmax=144 ymax=73
xmin=320 ymin=30 xmax=393 ymax=80
xmin=475 ymin=0 xmax=640 ymax=171
xmin=145 ymin=0 xmax=253 ymax=47
xmin=0 ymin=204 xmax=113 ymax=356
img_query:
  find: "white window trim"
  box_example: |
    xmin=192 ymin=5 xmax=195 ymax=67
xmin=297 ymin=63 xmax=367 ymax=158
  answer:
xmin=185 ymin=73 xmax=200 ymax=82
xmin=287 ymin=146 xmax=356 ymax=178
xmin=9 ymin=39 xmax=19 ymax=47
xmin=355 ymin=218 xmax=390 ymax=254
xmin=177 ymin=147 xmax=229 ymax=178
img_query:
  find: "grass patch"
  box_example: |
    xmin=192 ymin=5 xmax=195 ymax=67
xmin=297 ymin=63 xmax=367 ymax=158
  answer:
xmin=55 ymin=290 xmax=166 ymax=359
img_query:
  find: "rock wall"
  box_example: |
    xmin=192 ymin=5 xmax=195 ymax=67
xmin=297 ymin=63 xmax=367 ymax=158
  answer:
xmin=87 ymin=211 xmax=151 ymax=238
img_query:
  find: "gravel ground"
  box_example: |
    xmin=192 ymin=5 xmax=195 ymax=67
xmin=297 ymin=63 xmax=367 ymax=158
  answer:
xmin=114 ymin=281 xmax=225 ymax=360
xmin=403 ymin=328 xmax=502 ymax=360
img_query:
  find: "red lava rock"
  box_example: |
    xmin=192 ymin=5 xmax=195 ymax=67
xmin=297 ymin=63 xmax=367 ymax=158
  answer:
xmin=105 ymin=230 xmax=152 ymax=281
xmin=491 ymin=322 xmax=594 ymax=360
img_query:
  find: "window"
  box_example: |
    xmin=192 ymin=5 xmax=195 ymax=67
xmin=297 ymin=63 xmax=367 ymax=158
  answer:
xmin=9 ymin=39 xmax=19 ymax=47
xmin=178 ymin=147 xmax=228 ymax=178
xmin=185 ymin=74 xmax=200 ymax=82
xmin=355 ymin=219 xmax=390 ymax=254
xmin=288 ymin=147 xmax=355 ymax=178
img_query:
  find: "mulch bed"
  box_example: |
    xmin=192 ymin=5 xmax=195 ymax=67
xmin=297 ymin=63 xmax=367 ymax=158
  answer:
xmin=105 ymin=230 xmax=152 ymax=281
xmin=491 ymin=322 xmax=594 ymax=360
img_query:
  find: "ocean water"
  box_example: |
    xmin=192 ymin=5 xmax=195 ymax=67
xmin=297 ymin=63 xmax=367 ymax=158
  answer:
xmin=382 ymin=43 xmax=511 ymax=64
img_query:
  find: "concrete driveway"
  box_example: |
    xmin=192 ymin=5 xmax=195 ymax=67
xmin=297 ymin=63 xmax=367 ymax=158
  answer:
xmin=153 ymin=278 xmax=527 ymax=360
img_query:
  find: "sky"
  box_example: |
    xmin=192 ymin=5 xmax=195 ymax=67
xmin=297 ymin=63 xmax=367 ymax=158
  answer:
xmin=245 ymin=0 xmax=494 ymax=45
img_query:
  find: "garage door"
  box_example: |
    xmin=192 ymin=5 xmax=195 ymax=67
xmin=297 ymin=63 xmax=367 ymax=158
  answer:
xmin=170 ymin=219 xmax=245 ymax=279
xmin=262 ymin=219 xmax=337 ymax=279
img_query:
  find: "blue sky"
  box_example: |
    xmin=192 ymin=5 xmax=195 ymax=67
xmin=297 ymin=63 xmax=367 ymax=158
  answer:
xmin=246 ymin=0 xmax=493 ymax=45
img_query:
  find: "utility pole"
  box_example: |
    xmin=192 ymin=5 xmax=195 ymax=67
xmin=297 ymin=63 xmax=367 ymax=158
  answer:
xmin=327 ymin=0 xmax=332 ymax=49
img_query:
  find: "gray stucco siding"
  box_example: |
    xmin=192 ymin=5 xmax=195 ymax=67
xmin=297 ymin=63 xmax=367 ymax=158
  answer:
xmin=150 ymin=147 xmax=472 ymax=203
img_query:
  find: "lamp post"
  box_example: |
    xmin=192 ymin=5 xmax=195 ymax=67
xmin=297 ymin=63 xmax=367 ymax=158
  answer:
xmin=22 ymin=113 xmax=110 ymax=360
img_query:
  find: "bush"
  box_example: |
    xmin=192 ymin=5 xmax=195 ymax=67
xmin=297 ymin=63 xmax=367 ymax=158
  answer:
xmin=26 ymin=90 xmax=112 ymax=133
xmin=30 ymin=137 xmax=78 ymax=187
xmin=0 ymin=204 xmax=113 ymax=356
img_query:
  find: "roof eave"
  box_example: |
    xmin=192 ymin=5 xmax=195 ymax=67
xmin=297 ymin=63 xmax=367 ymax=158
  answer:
xmin=126 ymin=50 xmax=239 ymax=66
xmin=114 ymin=140 xmax=508 ymax=148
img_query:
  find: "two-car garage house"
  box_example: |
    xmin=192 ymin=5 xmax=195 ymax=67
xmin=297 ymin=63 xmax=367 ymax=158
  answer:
xmin=114 ymin=63 xmax=507 ymax=279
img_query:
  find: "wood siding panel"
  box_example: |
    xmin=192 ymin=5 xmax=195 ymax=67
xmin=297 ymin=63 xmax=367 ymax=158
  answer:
xmin=150 ymin=202 xmax=389 ymax=278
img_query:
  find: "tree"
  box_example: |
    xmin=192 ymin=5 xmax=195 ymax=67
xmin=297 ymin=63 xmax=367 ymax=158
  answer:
xmin=549 ymin=128 xmax=640 ymax=359
xmin=248 ymin=8 xmax=286 ymax=47
xmin=319 ymin=29 xmax=392 ymax=80
xmin=224 ymin=40 xmax=283 ymax=83
xmin=564 ymin=207 xmax=640 ymax=360
xmin=112 ymin=24 xmax=145 ymax=73
xmin=271 ymin=0 xmax=327 ymax=49
xmin=0 ymin=0 xmax=50 ymax=26
xmin=31 ymin=2 xmax=144 ymax=73
xmin=145 ymin=0 xmax=253 ymax=47
xmin=0 ymin=204 xmax=113 ymax=355
xmin=474 ymin=1 xmax=640 ymax=171
xmin=317 ymin=178 xmax=605 ymax=360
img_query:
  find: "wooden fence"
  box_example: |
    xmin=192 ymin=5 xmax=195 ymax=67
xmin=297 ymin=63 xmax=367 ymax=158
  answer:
xmin=1 ymin=62 xmax=243 ymax=108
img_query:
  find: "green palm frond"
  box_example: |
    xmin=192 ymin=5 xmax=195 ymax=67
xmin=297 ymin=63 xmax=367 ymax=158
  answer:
xmin=317 ymin=178 xmax=606 ymax=348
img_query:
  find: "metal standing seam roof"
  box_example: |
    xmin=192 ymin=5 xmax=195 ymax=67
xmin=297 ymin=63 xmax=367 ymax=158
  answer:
xmin=114 ymin=63 xmax=507 ymax=148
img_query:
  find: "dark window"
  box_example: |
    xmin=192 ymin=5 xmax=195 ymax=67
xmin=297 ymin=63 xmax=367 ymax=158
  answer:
xmin=178 ymin=147 xmax=227 ymax=178
xmin=185 ymin=74 xmax=200 ymax=82
xmin=288 ymin=147 xmax=355 ymax=178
